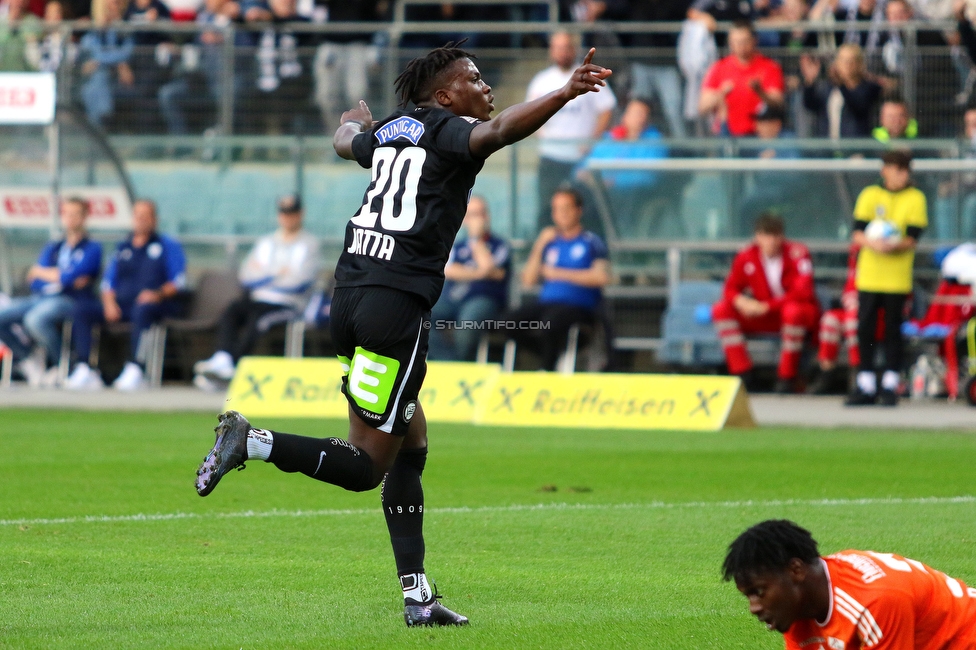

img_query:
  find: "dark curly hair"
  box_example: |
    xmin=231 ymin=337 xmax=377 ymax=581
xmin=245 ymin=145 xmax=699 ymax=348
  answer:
xmin=394 ymin=41 xmax=475 ymax=108
xmin=722 ymin=520 xmax=820 ymax=583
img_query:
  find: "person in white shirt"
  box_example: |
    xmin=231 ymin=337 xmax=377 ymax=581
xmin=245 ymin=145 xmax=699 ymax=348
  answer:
xmin=193 ymin=194 xmax=320 ymax=388
xmin=526 ymin=30 xmax=616 ymax=232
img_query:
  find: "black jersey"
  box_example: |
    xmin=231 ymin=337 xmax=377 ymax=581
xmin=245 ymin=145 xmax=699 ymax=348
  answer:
xmin=333 ymin=107 xmax=486 ymax=309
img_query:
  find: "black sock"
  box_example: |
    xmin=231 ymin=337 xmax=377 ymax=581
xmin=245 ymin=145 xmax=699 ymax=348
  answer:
xmin=382 ymin=447 xmax=428 ymax=576
xmin=267 ymin=432 xmax=376 ymax=492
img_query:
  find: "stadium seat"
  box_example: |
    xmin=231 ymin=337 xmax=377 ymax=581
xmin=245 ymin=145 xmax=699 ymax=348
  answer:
xmin=153 ymin=269 xmax=244 ymax=382
xmin=501 ymin=320 xmax=606 ymax=374
xmin=87 ymin=321 xmax=167 ymax=388
xmin=658 ymin=281 xmax=726 ymax=367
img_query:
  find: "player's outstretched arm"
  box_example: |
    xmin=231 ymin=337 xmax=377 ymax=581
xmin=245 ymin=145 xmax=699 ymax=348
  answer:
xmin=334 ymin=100 xmax=374 ymax=160
xmin=469 ymin=49 xmax=611 ymax=160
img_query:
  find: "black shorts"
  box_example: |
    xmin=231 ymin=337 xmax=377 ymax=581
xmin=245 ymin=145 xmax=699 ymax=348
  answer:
xmin=330 ymin=286 xmax=429 ymax=436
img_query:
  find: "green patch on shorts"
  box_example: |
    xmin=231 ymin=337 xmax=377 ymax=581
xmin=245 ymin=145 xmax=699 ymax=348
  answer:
xmin=346 ymin=347 xmax=400 ymax=414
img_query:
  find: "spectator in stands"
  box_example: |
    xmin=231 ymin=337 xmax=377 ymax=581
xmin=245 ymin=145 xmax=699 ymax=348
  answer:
xmin=157 ymin=0 xmax=247 ymax=136
xmin=428 ymin=196 xmax=510 ymax=362
xmin=678 ymin=14 xmax=718 ymax=135
xmin=809 ymin=244 xmax=861 ymax=393
xmin=846 ymin=150 xmax=927 ymax=406
xmin=757 ymin=0 xmax=818 ymax=49
xmin=876 ymin=0 xmax=918 ymax=75
xmin=808 ymin=0 xmax=881 ymax=48
xmin=65 ymin=0 xmax=88 ymax=19
xmin=957 ymin=0 xmax=976 ymax=67
xmin=934 ymin=106 xmax=976 ymax=239
xmin=624 ymin=0 xmax=689 ymax=138
xmin=557 ymin=0 xmax=626 ymax=23
xmin=124 ymin=0 xmax=171 ymax=43
xmin=240 ymin=0 xmax=314 ymax=134
xmin=875 ymin=0 xmax=949 ymax=134
xmin=162 ymin=0 xmax=201 ymax=21
xmin=78 ymin=0 xmax=135 ymax=128
xmin=698 ymin=20 xmax=785 ymax=137
xmin=0 ymin=198 xmax=102 ymax=387
xmin=29 ymin=0 xmax=76 ymax=73
xmin=688 ymin=0 xmax=756 ymax=44
xmin=193 ymin=194 xmax=320 ymax=389
xmin=122 ymin=0 xmax=174 ymax=131
xmin=909 ymin=0 xmax=955 ymax=19
xmin=872 ymin=98 xmax=918 ymax=143
xmin=311 ymin=0 xmax=386 ymax=133
xmin=800 ymin=45 xmax=884 ymax=138
xmin=506 ymin=188 xmax=611 ymax=371
xmin=712 ymin=213 xmax=819 ymax=393
xmin=0 ymin=0 xmax=40 ymax=71
xmin=527 ymin=31 xmax=617 ymax=232
xmin=736 ymin=104 xmax=805 ymax=234
xmin=66 ymin=199 xmax=187 ymax=391
xmin=578 ymin=97 xmax=670 ymax=237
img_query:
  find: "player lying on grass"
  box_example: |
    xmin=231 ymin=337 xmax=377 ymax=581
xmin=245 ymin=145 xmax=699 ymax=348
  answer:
xmin=194 ymin=42 xmax=612 ymax=627
xmin=724 ymin=519 xmax=976 ymax=649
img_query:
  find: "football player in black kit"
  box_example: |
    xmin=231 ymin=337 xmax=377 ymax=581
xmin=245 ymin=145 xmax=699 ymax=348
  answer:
xmin=194 ymin=42 xmax=612 ymax=627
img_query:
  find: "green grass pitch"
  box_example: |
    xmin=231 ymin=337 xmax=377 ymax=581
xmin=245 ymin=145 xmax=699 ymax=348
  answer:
xmin=1 ymin=409 xmax=974 ymax=649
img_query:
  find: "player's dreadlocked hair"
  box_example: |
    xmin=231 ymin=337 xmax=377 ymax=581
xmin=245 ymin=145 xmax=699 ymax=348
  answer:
xmin=722 ymin=520 xmax=820 ymax=583
xmin=394 ymin=41 xmax=475 ymax=108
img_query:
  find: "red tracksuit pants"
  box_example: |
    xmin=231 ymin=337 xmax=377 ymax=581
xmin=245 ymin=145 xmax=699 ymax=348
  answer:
xmin=817 ymin=306 xmax=861 ymax=368
xmin=712 ymin=300 xmax=819 ymax=379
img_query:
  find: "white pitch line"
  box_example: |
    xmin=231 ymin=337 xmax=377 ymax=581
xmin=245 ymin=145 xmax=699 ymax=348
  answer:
xmin=2 ymin=496 xmax=975 ymax=528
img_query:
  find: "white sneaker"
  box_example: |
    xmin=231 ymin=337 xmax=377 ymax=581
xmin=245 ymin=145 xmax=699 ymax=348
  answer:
xmin=113 ymin=362 xmax=147 ymax=391
xmin=194 ymin=351 xmax=235 ymax=381
xmin=16 ymin=355 xmax=46 ymax=388
xmin=65 ymin=363 xmax=104 ymax=391
xmin=193 ymin=373 xmax=227 ymax=392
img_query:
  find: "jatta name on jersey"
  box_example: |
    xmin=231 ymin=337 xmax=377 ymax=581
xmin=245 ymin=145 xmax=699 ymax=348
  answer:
xmin=347 ymin=227 xmax=396 ymax=261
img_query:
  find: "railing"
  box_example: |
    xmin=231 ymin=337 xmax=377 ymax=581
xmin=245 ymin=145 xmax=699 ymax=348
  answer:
xmin=5 ymin=122 xmax=976 ymax=244
xmin=20 ymin=18 xmax=965 ymax=138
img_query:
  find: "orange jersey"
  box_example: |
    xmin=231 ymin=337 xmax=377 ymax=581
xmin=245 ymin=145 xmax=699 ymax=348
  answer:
xmin=785 ymin=551 xmax=976 ymax=650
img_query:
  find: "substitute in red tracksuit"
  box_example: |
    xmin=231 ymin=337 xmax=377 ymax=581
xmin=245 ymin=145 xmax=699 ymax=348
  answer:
xmin=712 ymin=214 xmax=820 ymax=392
xmin=817 ymin=245 xmax=861 ymax=373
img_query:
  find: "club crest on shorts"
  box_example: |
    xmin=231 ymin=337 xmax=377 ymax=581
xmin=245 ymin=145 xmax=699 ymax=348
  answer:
xmin=403 ymin=400 xmax=417 ymax=422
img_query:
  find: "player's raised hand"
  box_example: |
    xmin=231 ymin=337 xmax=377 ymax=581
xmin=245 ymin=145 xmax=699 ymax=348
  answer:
xmin=340 ymin=100 xmax=374 ymax=130
xmin=562 ymin=48 xmax=612 ymax=100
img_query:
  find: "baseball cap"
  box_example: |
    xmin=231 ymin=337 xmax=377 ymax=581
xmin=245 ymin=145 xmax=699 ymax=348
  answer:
xmin=277 ymin=194 xmax=303 ymax=213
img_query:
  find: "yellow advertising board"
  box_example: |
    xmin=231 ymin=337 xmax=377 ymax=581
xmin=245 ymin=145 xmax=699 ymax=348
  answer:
xmin=225 ymin=357 xmax=347 ymax=418
xmin=416 ymin=361 xmax=501 ymax=422
xmin=224 ymin=358 xmax=754 ymax=431
xmin=224 ymin=357 xmax=502 ymax=423
xmin=474 ymin=372 xmax=753 ymax=431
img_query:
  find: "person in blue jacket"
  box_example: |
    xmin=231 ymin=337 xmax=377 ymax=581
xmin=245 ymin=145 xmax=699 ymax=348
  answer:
xmin=578 ymin=97 xmax=668 ymax=237
xmin=506 ymin=187 xmax=611 ymax=370
xmin=66 ymin=199 xmax=186 ymax=391
xmin=0 ymin=197 xmax=102 ymax=386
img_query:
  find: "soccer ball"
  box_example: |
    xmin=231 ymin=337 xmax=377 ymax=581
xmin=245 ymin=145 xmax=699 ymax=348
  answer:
xmin=864 ymin=219 xmax=901 ymax=244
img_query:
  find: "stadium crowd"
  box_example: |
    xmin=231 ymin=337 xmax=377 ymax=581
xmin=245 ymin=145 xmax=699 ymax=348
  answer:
xmin=2 ymin=3 xmax=976 ymax=402
xmin=2 ymin=0 xmax=976 ymax=138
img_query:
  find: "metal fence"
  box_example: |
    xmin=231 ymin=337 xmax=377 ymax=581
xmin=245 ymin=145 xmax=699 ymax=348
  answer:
xmin=5 ymin=18 xmax=976 ymax=273
xmin=22 ymin=18 xmax=967 ymax=137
